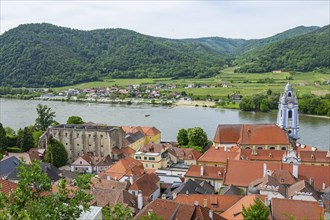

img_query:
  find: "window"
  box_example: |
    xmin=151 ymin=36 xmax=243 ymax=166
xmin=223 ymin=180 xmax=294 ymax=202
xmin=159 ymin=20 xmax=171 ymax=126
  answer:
xmin=145 ymin=164 xmax=148 ymax=168
xmin=136 ymin=156 xmax=141 ymax=160
xmin=281 ymin=147 xmax=287 ymax=150
xmin=152 ymin=164 xmax=154 ymax=168
xmin=144 ymin=157 xmax=147 ymax=160
xmin=80 ymin=161 xmax=82 ymax=164
xmin=288 ymin=110 xmax=292 ymax=118
xmin=149 ymin=157 xmax=155 ymax=161
xmin=77 ymin=133 xmax=79 ymax=138
xmin=270 ymin=147 xmax=275 ymax=150
xmin=288 ymin=92 xmax=292 ymax=97
xmin=257 ymin=147 xmax=263 ymax=150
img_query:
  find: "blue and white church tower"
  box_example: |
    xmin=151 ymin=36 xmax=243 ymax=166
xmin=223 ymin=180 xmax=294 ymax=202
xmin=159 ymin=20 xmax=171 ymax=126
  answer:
xmin=277 ymin=81 xmax=299 ymax=140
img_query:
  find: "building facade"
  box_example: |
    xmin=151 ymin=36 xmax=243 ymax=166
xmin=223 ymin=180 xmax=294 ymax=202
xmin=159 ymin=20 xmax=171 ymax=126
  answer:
xmin=39 ymin=124 xmax=126 ymax=163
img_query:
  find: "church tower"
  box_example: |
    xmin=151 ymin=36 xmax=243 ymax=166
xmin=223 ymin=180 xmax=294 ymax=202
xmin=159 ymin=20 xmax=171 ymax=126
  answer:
xmin=277 ymin=81 xmax=299 ymax=140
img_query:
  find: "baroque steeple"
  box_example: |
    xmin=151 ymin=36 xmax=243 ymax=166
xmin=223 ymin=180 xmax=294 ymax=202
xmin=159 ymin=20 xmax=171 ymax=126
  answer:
xmin=277 ymin=81 xmax=299 ymax=140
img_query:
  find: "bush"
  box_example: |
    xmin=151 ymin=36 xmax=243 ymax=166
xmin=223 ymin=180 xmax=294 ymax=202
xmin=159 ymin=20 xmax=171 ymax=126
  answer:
xmin=7 ymin=147 xmax=23 ymax=153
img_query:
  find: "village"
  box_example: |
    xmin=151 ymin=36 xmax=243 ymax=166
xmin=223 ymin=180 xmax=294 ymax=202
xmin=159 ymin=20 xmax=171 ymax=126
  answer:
xmin=1 ymin=82 xmax=329 ymax=219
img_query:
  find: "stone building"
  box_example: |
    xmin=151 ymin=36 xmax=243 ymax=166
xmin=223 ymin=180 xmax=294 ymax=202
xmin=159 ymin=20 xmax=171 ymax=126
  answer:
xmin=39 ymin=124 xmax=125 ymax=163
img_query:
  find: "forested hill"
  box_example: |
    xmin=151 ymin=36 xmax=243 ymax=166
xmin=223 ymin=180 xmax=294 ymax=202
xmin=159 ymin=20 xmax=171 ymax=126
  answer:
xmin=0 ymin=23 xmax=328 ymax=87
xmin=0 ymin=23 xmax=228 ymax=87
xmin=234 ymin=25 xmax=330 ymax=73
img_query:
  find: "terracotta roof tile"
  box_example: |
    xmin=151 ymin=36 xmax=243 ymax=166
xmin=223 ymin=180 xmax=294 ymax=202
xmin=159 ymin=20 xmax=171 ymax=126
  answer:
xmin=240 ymin=149 xmax=285 ymax=161
xmin=298 ymin=151 xmax=330 ymax=163
xmin=271 ymin=170 xmax=296 ymax=185
xmin=271 ymin=198 xmax=324 ymax=220
xmin=185 ymin=165 xmax=225 ymax=180
xmin=100 ymin=157 xmax=144 ymax=180
xmin=220 ymin=195 xmax=267 ymax=220
xmin=134 ymin=199 xmax=195 ymax=220
xmin=199 ymin=146 xmax=241 ymax=163
xmin=174 ymin=194 xmax=243 ymax=213
xmin=213 ymin=124 xmax=242 ymax=144
xmin=0 ymin=179 xmax=17 ymax=196
xmin=129 ymin=174 xmax=160 ymax=197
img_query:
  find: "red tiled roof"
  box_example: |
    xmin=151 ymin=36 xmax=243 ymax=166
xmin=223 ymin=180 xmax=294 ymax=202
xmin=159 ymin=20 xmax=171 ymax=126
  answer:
xmin=198 ymin=146 xmax=241 ymax=163
xmin=174 ymin=194 xmax=243 ymax=213
xmin=224 ymin=160 xmax=330 ymax=190
xmin=100 ymin=157 xmax=144 ymax=180
xmin=240 ymin=124 xmax=290 ymax=145
xmin=129 ymin=173 xmax=160 ymax=197
xmin=0 ymin=179 xmax=17 ymax=196
xmin=213 ymin=124 xmax=242 ymax=144
xmin=298 ymin=151 xmax=330 ymax=163
xmin=185 ymin=165 xmax=225 ymax=180
xmin=271 ymin=198 xmax=324 ymax=220
xmin=240 ymin=149 xmax=285 ymax=161
xmin=120 ymin=147 xmax=136 ymax=157
xmin=220 ymin=195 xmax=267 ymax=220
xmin=134 ymin=199 xmax=195 ymax=220
xmin=121 ymin=126 xmax=160 ymax=136
xmin=271 ymin=170 xmax=296 ymax=185
xmin=213 ymin=124 xmax=290 ymax=145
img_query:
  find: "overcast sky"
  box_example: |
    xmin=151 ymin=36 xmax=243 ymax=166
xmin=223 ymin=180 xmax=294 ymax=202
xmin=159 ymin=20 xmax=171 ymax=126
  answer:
xmin=0 ymin=1 xmax=329 ymax=39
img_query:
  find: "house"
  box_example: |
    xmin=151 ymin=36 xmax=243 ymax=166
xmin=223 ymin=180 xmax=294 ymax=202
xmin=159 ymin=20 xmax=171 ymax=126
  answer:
xmin=133 ymin=199 xmax=221 ymax=220
xmin=124 ymin=130 xmax=145 ymax=151
xmin=287 ymin=180 xmax=321 ymax=201
xmin=129 ymin=173 xmax=160 ymax=201
xmin=223 ymin=160 xmax=330 ymax=193
xmin=220 ymin=195 xmax=268 ymax=220
xmin=213 ymin=124 xmax=291 ymax=150
xmin=173 ymin=194 xmax=243 ymax=214
xmin=184 ymin=165 xmax=225 ymax=191
xmin=70 ymin=154 xmax=114 ymax=174
xmin=230 ymin=93 xmax=241 ymax=100
xmin=167 ymin=147 xmax=202 ymax=165
xmin=132 ymin=143 xmax=172 ymax=170
xmin=0 ymin=156 xmax=20 ymax=178
xmin=198 ymin=146 xmax=240 ymax=167
xmin=0 ymin=178 xmax=17 ymax=197
xmin=248 ymin=175 xmax=286 ymax=202
xmin=121 ymin=126 xmax=162 ymax=147
xmin=163 ymin=179 xmax=215 ymax=200
xmin=271 ymin=198 xmax=324 ymax=220
xmin=1 ymin=149 xmax=43 ymax=165
xmin=99 ymin=157 xmax=145 ymax=182
xmin=220 ymin=185 xmax=242 ymax=196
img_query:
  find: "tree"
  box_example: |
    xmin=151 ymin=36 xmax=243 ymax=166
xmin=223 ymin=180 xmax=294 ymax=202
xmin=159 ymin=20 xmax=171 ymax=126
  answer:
xmin=33 ymin=130 xmax=45 ymax=147
xmin=0 ymin=160 xmax=93 ymax=219
xmin=67 ymin=116 xmax=84 ymax=124
xmin=35 ymin=104 xmax=56 ymax=131
xmin=177 ymin=128 xmax=188 ymax=145
xmin=4 ymin=126 xmax=15 ymax=136
xmin=45 ymin=137 xmax=68 ymax=167
xmin=138 ymin=211 xmax=163 ymax=220
xmin=102 ymin=203 xmax=132 ymax=220
xmin=187 ymin=127 xmax=208 ymax=147
xmin=242 ymin=197 xmax=270 ymax=220
xmin=0 ymin=123 xmax=7 ymax=151
xmin=16 ymin=126 xmax=34 ymax=152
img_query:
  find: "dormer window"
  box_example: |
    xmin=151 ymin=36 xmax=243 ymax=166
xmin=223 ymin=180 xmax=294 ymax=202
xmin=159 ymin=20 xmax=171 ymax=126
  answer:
xmin=288 ymin=92 xmax=292 ymax=97
xmin=311 ymin=154 xmax=315 ymax=159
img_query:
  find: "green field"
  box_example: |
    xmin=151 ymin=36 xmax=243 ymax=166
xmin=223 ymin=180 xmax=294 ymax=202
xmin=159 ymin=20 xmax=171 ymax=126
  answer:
xmin=54 ymin=68 xmax=330 ymax=99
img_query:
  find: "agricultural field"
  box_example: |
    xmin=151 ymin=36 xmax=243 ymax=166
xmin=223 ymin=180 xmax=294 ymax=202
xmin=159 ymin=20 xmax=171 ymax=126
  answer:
xmin=54 ymin=68 xmax=330 ymax=99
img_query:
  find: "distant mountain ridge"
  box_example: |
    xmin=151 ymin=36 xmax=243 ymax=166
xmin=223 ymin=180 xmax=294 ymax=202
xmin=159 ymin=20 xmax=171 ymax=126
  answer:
xmin=0 ymin=23 xmax=327 ymax=87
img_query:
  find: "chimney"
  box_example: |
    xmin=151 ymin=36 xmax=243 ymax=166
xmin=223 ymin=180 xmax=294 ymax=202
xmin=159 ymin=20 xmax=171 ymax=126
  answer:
xmin=194 ymin=201 xmax=199 ymax=206
xmin=318 ymin=200 xmax=324 ymax=207
xmin=292 ymin=164 xmax=298 ymax=178
xmin=322 ymin=182 xmax=326 ymax=190
xmin=209 ymin=210 xmax=213 ymax=220
xmin=129 ymin=176 xmax=134 ymax=184
xmin=224 ymin=146 xmax=227 ymax=151
xmin=161 ymin=194 xmax=166 ymax=200
xmin=263 ymin=163 xmax=267 ymax=177
xmin=106 ymin=175 xmax=110 ymax=181
xmin=203 ymin=198 xmax=208 ymax=207
xmin=138 ymin=190 xmax=143 ymax=210
xmin=326 ymin=150 xmax=330 ymax=158
xmin=200 ymin=165 xmax=204 ymax=176
xmin=173 ymin=192 xmax=177 ymax=199
xmin=309 ymin=177 xmax=314 ymax=187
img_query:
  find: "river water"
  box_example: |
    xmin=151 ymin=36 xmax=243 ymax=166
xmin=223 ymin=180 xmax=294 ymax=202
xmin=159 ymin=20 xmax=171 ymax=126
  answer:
xmin=0 ymin=98 xmax=329 ymax=150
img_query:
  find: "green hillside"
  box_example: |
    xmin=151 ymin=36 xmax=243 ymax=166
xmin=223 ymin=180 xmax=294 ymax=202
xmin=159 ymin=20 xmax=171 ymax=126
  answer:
xmin=0 ymin=23 xmax=227 ymax=87
xmin=234 ymin=25 xmax=330 ymax=73
xmin=0 ymin=23 xmax=328 ymax=88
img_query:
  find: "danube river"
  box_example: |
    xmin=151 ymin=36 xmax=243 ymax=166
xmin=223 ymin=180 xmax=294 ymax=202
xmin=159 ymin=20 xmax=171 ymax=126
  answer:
xmin=0 ymin=98 xmax=329 ymax=150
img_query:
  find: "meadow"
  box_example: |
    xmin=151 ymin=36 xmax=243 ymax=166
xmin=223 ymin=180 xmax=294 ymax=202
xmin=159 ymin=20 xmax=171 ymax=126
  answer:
xmin=54 ymin=68 xmax=330 ymax=99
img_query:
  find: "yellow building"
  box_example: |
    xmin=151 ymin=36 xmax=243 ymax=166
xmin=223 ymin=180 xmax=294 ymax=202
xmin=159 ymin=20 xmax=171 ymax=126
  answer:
xmin=122 ymin=126 xmax=161 ymax=151
xmin=133 ymin=151 xmax=169 ymax=170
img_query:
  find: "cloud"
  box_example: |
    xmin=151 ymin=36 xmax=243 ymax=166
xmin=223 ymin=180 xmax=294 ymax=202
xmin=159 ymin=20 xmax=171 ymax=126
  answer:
xmin=1 ymin=1 xmax=329 ymax=39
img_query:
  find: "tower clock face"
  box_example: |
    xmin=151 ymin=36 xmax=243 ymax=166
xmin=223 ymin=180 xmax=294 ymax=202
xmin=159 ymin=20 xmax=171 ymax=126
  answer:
xmin=288 ymin=103 xmax=293 ymax=108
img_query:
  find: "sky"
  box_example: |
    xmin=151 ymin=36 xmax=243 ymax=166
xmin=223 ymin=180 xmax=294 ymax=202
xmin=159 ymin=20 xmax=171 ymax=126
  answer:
xmin=0 ymin=1 xmax=329 ymax=39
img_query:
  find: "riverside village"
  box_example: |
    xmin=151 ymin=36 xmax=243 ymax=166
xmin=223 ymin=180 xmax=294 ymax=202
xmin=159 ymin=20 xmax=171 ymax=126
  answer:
xmin=1 ymin=82 xmax=330 ymax=219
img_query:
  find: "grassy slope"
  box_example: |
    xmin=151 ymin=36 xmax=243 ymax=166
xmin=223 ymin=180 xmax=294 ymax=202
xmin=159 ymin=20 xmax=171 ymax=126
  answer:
xmin=54 ymin=68 xmax=330 ymax=98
